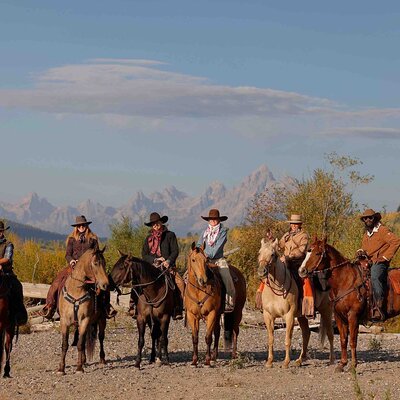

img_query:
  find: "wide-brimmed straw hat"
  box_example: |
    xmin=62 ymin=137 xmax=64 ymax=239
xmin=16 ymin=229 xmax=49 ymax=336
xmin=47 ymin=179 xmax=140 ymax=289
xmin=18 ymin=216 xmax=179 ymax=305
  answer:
xmin=144 ymin=212 xmax=169 ymax=227
xmin=71 ymin=215 xmax=92 ymax=227
xmin=201 ymin=209 xmax=228 ymax=222
xmin=287 ymin=214 xmax=303 ymax=224
xmin=360 ymin=208 xmax=382 ymax=222
xmin=0 ymin=221 xmax=10 ymax=231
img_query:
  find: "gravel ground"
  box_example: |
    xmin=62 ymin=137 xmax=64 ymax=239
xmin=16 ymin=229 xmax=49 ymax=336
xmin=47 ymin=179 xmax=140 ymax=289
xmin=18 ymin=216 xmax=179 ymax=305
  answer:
xmin=1 ymin=311 xmax=399 ymax=400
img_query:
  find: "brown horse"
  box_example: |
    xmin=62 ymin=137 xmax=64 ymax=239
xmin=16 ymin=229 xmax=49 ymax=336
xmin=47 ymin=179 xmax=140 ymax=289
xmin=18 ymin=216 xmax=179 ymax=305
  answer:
xmin=298 ymin=237 xmax=400 ymax=372
xmin=0 ymin=275 xmax=15 ymax=378
xmin=57 ymin=247 xmax=109 ymax=374
xmin=258 ymin=238 xmax=334 ymax=368
xmin=110 ymin=253 xmax=174 ymax=369
xmin=184 ymin=243 xmax=246 ymax=366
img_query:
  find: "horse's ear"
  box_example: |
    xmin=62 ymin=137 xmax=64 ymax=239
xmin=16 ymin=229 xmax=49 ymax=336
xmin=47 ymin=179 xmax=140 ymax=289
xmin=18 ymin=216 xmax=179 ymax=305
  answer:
xmin=191 ymin=242 xmax=196 ymax=251
xmin=128 ymin=252 xmax=133 ymax=258
xmin=100 ymin=245 xmax=106 ymax=254
xmin=118 ymin=249 xmax=126 ymax=257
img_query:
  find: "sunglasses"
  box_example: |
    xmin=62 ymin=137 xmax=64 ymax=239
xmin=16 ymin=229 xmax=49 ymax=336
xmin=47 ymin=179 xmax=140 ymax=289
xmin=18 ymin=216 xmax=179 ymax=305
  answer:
xmin=76 ymin=224 xmax=87 ymax=228
xmin=362 ymin=216 xmax=374 ymax=221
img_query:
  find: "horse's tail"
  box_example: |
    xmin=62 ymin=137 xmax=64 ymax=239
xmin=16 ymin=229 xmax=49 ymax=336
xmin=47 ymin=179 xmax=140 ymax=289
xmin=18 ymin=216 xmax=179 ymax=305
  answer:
xmin=223 ymin=312 xmax=234 ymax=351
xmin=319 ymin=314 xmax=327 ymax=349
xmin=86 ymin=322 xmax=97 ymax=362
xmin=0 ymin=328 xmax=5 ymax=374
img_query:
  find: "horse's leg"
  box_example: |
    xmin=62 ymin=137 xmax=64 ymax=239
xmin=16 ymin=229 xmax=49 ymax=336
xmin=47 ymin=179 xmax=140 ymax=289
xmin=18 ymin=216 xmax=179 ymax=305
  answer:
xmin=231 ymin=309 xmax=243 ymax=360
xmin=187 ymin=313 xmax=199 ymax=367
xmin=320 ymin=302 xmax=335 ymax=365
xmin=160 ymin=316 xmax=171 ymax=365
xmin=154 ymin=321 xmax=163 ymax=366
xmin=3 ymin=325 xmax=13 ymax=378
xmin=135 ymin=316 xmax=146 ymax=369
xmin=212 ymin=317 xmax=221 ymax=362
xmin=204 ymin=311 xmax=217 ymax=367
xmin=58 ymin=321 xmax=69 ymax=375
xmin=335 ymin=315 xmax=349 ymax=373
xmin=263 ymin=311 xmax=274 ymax=368
xmin=76 ymin=319 xmax=90 ymax=373
xmin=98 ymin=316 xmax=106 ymax=365
xmin=295 ymin=316 xmax=310 ymax=367
xmin=348 ymin=312 xmax=359 ymax=369
xmin=283 ymin=310 xmax=295 ymax=368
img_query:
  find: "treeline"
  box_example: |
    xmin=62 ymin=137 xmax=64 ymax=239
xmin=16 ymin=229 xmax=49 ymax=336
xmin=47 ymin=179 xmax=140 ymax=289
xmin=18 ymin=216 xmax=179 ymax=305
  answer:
xmin=10 ymin=153 xmax=400 ymax=304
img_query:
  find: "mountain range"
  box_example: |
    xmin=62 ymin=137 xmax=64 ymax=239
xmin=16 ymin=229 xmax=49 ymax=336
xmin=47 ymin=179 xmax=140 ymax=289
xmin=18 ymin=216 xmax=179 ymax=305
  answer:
xmin=0 ymin=165 xmax=291 ymax=237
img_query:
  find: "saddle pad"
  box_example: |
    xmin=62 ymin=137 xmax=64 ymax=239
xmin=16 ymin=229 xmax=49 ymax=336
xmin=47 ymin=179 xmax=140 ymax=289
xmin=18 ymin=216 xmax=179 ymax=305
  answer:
xmin=389 ymin=269 xmax=400 ymax=295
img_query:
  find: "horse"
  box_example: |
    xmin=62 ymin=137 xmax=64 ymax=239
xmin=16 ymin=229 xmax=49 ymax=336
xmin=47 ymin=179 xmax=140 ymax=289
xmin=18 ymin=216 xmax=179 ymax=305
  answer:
xmin=0 ymin=275 xmax=15 ymax=378
xmin=57 ymin=247 xmax=109 ymax=375
xmin=258 ymin=238 xmax=334 ymax=368
xmin=298 ymin=237 xmax=400 ymax=372
xmin=110 ymin=253 xmax=174 ymax=369
xmin=184 ymin=243 xmax=246 ymax=367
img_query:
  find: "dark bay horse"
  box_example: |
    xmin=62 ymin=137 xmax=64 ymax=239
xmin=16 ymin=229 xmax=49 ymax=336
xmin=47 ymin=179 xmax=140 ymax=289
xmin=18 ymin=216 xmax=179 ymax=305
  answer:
xmin=57 ymin=247 xmax=109 ymax=374
xmin=0 ymin=275 xmax=15 ymax=378
xmin=184 ymin=244 xmax=246 ymax=367
xmin=110 ymin=253 xmax=174 ymax=368
xmin=299 ymin=237 xmax=400 ymax=372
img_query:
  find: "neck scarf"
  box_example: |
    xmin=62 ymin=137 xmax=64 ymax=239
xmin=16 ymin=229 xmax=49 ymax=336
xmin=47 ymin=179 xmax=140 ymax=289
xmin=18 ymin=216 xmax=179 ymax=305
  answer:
xmin=148 ymin=226 xmax=164 ymax=256
xmin=203 ymin=223 xmax=221 ymax=247
xmin=79 ymin=233 xmax=86 ymax=243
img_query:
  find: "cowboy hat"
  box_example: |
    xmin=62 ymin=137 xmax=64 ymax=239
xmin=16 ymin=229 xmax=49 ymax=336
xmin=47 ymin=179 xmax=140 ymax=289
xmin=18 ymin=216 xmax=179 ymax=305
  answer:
xmin=287 ymin=214 xmax=303 ymax=224
xmin=201 ymin=209 xmax=228 ymax=222
xmin=0 ymin=221 xmax=10 ymax=231
xmin=71 ymin=215 xmax=92 ymax=227
xmin=144 ymin=212 xmax=168 ymax=227
xmin=360 ymin=208 xmax=382 ymax=222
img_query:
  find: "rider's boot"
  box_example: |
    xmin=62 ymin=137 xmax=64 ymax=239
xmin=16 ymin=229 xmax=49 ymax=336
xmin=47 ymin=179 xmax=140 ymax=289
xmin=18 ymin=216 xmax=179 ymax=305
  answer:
xmin=172 ymin=288 xmax=184 ymax=320
xmin=224 ymin=294 xmax=235 ymax=313
xmin=371 ymin=299 xmax=386 ymax=322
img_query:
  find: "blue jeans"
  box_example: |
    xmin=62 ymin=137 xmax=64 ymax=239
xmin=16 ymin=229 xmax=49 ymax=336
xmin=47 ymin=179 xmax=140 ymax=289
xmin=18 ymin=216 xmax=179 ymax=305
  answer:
xmin=371 ymin=262 xmax=388 ymax=302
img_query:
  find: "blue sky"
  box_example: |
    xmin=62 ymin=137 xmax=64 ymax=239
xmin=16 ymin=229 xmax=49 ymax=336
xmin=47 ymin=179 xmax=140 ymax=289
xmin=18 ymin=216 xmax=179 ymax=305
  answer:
xmin=1 ymin=1 xmax=400 ymax=210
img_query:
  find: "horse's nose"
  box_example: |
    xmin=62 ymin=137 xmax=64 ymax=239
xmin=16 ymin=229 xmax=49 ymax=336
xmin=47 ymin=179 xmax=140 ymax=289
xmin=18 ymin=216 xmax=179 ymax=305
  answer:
xmin=99 ymin=282 xmax=108 ymax=291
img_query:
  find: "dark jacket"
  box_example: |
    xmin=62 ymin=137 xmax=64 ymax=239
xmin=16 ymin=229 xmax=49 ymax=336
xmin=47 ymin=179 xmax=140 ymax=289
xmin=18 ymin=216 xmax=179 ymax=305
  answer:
xmin=65 ymin=236 xmax=99 ymax=264
xmin=142 ymin=229 xmax=179 ymax=266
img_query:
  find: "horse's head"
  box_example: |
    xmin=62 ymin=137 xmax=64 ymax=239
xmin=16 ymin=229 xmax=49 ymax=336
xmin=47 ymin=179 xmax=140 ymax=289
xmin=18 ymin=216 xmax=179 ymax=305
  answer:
xmin=86 ymin=246 xmax=109 ymax=291
xmin=298 ymin=236 xmax=329 ymax=278
xmin=257 ymin=237 xmax=278 ymax=277
xmin=188 ymin=242 xmax=209 ymax=287
xmin=110 ymin=251 xmax=134 ymax=287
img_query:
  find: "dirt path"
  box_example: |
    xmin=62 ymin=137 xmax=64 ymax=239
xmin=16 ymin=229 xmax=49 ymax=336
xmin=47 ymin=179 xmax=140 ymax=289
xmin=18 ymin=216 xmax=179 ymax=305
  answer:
xmin=1 ymin=312 xmax=399 ymax=400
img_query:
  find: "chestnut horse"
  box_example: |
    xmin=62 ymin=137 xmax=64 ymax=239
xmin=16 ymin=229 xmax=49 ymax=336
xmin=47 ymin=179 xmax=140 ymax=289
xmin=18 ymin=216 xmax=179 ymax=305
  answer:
xmin=258 ymin=238 xmax=334 ymax=368
xmin=0 ymin=275 xmax=15 ymax=378
xmin=184 ymin=243 xmax=246 ymax=366
xmin=298 ymin=237 xmax=400 ymax=372
xmin=110 ymin=253 xmax=174 ymax=368
xmin=57 ymin=247 xmax=109 ymax=374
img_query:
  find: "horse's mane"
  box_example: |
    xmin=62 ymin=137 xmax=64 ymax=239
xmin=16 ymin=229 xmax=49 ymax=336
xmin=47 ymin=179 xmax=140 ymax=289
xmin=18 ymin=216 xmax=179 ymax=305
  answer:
xmin=129 ymin=256 xmax=163 ymax=282
xmin=324 ymin=242 xmax=347 ymax=262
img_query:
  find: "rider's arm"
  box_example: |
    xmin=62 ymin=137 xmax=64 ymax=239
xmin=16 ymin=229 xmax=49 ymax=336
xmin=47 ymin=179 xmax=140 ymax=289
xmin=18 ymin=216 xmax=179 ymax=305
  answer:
xmin=166 ymin=232 xmax=179 ymax=266
xmin=65 ymin=237 xmax=75 ymax=264
xmin=0 ymin=243 xmax=13 ymax=271
xmin=380 ymin=226 xmax=400 ymax=262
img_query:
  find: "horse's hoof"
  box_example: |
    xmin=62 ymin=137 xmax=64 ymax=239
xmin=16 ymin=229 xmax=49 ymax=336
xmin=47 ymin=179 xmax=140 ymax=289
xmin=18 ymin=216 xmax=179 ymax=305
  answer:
xmin=335 ymin=365 xmax=344 ymax=373
xmin=265 ymin=362 xmax=273 ymax=369
xmin=75 ymin=369 xmax=84 ymax=374
xmin=134 ymin=362 xmax=141 ymax=369
xmin=3 ymin=374 xmax=11 ymax=379
xmin=155 ymin=358 xmax=162 ymax=366
xmin=57 ymin=370 xmax=66 ymax=376
xmin=99 ymin=360 xmax=107 ymax=367
xmin=282 ymin=363 xmax=289 ymax=369
xmin=190 ymin=363 xmax=198 ymax=368
xmin=294 ymin=359 xmax=302 ymax=367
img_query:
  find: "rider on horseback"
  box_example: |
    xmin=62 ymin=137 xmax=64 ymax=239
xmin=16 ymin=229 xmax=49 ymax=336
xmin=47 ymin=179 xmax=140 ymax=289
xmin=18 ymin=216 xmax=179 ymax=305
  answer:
xmin=41 ymin=215 xmax=117 ymax=319
xmin=197 ymin=209 xmax=235 ymax=312
xmin=128 ymin=212 xmax=184 ymax=320
xmin=256 ymin=214 xmax=310 ymax=314
xmin=0 ymin=221 xmax=28 ymax=326
xmin=358 ymin=208 xmax=400 ymax=321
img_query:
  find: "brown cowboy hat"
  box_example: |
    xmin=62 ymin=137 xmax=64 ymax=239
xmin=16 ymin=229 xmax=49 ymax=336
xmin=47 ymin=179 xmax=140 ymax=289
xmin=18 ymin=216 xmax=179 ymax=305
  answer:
xmin=201 ymin=209 xmax=228 ymax=222
xmin=360 ymin=208 xmax=382 ymax=222
xmin=71 ymin=215 xmax=92 ymax=227
xmin=287 ymin=214 xmax=303 ymax=224
xmin=0 ymin=221 xmax=10 ymax=231
xmin=144 ymin=212 xmax=168 ymax=227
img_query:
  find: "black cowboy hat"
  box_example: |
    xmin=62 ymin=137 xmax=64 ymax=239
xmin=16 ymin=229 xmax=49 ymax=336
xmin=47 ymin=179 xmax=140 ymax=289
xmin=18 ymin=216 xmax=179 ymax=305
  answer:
xmin=0 ymin=221 xmax=10 ymax=231
xmin=71 ymin=215 xmax=92 ymax=227
xmin=201 ymin=209 xmax=228 ymax=222
xmin=360 ymin=208 xmax=382 ymax=222
xmin=144 ymin=212 xmax=168 ymax=227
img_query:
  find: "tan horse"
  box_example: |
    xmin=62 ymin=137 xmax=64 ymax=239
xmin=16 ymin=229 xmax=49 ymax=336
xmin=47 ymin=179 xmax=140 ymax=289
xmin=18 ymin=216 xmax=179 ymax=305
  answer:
xmin=258 ymin=238 xmax=334 ymax=368
xmin=57 ymin=247 xmax=109 ymax=375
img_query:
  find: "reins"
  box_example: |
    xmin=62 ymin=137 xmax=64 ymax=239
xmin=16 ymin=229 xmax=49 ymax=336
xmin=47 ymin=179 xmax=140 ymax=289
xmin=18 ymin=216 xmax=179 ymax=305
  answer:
xmin=261 ymin=253 xmax=292 ymax=298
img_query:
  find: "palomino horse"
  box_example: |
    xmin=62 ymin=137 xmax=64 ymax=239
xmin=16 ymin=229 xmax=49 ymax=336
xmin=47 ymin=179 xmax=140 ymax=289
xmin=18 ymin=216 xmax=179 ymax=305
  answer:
xmin=110 ymin=253 xmax=174 ymax=368
xmin=57 ymin=247 xmax=109 ymax=374
xmin=0 ymin=275 xmax=15 ymax=378
xmin=258 ymin=238 xmax=334 ymax=368
xmin=298 ymin=237 xmax=400 ymax=372
xmin=184 ymin=243 xmax=246 ymax=366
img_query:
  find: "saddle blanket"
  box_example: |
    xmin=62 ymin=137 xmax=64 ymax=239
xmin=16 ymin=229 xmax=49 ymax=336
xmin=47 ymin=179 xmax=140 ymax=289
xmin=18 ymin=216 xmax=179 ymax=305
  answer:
xmin=389 ymin=269 xmax=400 ymax=295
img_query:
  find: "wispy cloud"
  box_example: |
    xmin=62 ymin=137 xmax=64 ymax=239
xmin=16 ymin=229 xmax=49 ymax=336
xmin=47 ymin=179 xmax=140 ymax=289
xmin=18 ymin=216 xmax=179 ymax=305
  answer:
xmin=323 ymin=127 xmax=400 ymax=139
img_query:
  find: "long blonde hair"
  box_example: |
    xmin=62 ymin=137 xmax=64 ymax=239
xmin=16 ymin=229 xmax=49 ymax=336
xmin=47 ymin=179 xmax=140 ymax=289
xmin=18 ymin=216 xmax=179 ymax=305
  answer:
xmin=66 ymin=226 xmax=98 ymax=245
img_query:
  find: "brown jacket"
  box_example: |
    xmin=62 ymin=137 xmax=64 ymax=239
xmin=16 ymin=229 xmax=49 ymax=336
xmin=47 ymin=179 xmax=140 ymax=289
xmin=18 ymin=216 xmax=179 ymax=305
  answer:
xmin=279 ymin=229 xmax=309 ymax=259
xmin=362 ymin=224 xmax=400 ymax=264
xmin=65 ymin=236 xmax=99 ymax=264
